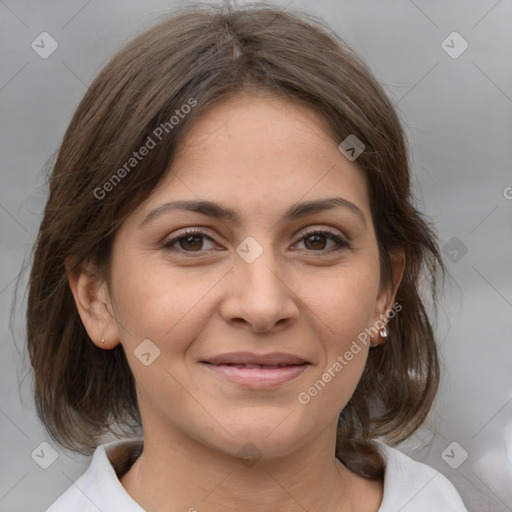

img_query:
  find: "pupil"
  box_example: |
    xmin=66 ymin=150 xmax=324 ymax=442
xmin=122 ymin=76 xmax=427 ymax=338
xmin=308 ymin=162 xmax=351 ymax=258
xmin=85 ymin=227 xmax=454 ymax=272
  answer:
xmin=182 ymin=235 xmax=202 ymax=251
xmin=306 ymin=234 xmax=325 ymax=250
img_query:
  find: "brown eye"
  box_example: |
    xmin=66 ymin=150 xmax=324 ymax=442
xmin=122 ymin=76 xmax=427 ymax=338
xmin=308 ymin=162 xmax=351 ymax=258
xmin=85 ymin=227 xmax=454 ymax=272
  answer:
xmin=303 ymin=233 xmax=328 ymax=250
xmin=295 ymin=230 xmax=349 ymax=252
xmin=178 ymin=234 xmax=205 ymax=251
xmin=163 ymin=229 xmax=216 ymax=253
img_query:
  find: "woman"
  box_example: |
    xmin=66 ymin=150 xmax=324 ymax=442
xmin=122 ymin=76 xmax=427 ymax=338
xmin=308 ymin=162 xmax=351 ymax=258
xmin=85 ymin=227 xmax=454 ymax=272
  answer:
xmin=27 ymin=2 xmax=468 ymax=510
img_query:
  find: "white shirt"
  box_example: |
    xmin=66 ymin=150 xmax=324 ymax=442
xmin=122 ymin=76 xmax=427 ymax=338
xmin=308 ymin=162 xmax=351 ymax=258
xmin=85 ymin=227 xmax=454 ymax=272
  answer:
xmin=46 ymin=439 xmax=468 ymax=511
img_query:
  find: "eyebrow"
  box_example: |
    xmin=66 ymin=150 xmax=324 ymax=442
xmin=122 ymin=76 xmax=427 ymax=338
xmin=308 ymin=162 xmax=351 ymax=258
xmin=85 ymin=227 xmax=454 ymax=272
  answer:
xmin=140 ymin=197 xmax=367 ymax=229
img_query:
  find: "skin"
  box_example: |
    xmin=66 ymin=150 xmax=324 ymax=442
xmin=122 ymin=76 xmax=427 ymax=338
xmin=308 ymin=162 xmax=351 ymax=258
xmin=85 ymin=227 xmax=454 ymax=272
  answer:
xmin=69 ymin=92 xmax=404 ymax=512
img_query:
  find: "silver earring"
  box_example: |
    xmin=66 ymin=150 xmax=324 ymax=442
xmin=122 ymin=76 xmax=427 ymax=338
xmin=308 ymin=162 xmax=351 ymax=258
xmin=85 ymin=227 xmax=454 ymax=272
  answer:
xmin=101 ymin=337 xmax=105 ymax=343
xmin=379 ymin=325 xmax=389 ymax=339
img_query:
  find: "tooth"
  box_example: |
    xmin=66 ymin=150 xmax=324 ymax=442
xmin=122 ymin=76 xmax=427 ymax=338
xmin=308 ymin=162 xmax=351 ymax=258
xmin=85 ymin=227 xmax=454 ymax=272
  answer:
xmin=244 ymin=364 xmax=262 ymax=369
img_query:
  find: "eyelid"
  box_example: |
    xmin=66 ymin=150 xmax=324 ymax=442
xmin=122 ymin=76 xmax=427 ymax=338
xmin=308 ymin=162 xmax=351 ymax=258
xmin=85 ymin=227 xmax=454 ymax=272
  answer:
xmin=296 ymin=225 xmax=348 ymax=242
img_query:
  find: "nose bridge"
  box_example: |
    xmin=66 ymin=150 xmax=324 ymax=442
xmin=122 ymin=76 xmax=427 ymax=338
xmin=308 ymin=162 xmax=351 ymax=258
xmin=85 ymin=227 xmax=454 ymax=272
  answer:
xmin=235 ymin=233 xmax=286 ymax=295
xmin=222 ymin=233 xmax=298 ymax=332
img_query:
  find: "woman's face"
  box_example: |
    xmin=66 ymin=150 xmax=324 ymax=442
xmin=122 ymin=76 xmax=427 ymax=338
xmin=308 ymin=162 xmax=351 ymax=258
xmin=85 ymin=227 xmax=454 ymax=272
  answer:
xmin=102 ymin=93 xmax=401 ymax=460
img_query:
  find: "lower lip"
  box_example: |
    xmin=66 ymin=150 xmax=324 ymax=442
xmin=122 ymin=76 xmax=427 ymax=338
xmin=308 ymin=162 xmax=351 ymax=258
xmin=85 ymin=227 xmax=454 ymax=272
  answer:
xmin=201 ymin=363 xmax=309 ymax=389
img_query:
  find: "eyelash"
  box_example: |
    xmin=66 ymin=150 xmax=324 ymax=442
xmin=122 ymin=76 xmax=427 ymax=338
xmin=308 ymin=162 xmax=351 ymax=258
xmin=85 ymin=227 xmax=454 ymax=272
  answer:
xmin=162 ymin=228 xmax=350 ymax=256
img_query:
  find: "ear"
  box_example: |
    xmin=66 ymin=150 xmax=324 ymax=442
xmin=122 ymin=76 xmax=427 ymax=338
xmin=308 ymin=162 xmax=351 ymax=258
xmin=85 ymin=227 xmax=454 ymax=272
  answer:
xmin=371 ymin=249 xmax=405 ymax=346
xmin=66 ymin=258 xmax=120 ymax=349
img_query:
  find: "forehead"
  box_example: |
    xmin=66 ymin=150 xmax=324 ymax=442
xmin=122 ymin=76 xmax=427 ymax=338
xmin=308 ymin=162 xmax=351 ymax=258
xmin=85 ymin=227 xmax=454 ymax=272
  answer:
xmin=174 ymin=92 xmax=344 ymax=168
xmin=134 ymin=93 xmax=370 ymax=224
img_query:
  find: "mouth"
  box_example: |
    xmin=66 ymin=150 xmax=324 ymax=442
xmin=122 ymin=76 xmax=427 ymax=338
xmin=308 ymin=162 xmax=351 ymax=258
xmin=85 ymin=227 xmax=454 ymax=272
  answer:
xmin=200 ymin=352 xmax=311 ymax=389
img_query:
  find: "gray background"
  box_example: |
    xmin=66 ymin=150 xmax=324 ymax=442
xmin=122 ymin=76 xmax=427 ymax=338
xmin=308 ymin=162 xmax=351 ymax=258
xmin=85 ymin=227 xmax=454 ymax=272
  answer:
xmin=1 ymin=0 xmax=511 ymax=510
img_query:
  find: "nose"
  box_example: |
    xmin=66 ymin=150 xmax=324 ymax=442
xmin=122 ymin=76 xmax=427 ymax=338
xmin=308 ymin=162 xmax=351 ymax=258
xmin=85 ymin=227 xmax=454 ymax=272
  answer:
xmin=219 ymin=242 xmax=300 ymax=334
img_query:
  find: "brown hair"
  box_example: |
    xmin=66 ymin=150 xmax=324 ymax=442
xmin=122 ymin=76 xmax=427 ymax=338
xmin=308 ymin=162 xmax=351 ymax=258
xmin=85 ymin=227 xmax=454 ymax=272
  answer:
xmin=26 ymin=1 xmax=446 ymax=480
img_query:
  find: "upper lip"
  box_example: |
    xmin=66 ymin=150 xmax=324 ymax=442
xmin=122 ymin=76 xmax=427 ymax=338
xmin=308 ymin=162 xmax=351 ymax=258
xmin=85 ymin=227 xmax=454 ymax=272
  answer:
xmin=201 ymin=352 xmax=310 ymax=366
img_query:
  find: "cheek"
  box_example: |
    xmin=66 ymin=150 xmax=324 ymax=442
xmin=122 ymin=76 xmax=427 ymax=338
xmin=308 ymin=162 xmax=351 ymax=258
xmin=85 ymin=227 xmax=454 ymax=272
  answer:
xmin=108 ymin=254 xmax=220 ymax=408
xmin=304 ymin=259 xmax=381 ymax=347
xmin=109 ymin=253 xmax=220 ymax=352
xmin=296 ymin=259 xmax=379 ymax=399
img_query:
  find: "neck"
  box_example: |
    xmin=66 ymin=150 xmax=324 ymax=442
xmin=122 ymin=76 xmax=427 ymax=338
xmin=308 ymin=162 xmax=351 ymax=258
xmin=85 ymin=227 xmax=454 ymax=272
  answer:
xmin=119 ymin=424 xmax=382 ymax=512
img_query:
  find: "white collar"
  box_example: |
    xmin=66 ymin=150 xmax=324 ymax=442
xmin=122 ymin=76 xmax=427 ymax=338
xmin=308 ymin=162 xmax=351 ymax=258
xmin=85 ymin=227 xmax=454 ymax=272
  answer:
xmin=48 ymin=438 xmax=467 ymax=511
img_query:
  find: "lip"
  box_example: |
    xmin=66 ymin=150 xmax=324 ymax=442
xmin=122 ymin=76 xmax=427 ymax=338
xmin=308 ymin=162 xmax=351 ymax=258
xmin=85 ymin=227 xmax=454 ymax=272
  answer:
xmin=200 ymin=352 xmax=311 ymax=389
xmin=203 ymin=351 xmax=309 ymax=366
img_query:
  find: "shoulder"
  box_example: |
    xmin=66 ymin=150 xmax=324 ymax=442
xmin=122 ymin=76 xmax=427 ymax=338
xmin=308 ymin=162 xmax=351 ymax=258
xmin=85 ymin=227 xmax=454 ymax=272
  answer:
xmin=45 ymin=439 xmax=145 ymax=512
xmin=373 ymin=440 xmax=468 ymax=512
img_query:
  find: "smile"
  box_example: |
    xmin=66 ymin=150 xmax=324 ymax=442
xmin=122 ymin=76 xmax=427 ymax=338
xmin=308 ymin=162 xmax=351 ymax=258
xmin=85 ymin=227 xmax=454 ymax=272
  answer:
xmin=200 ymin=360 xmax=310 ymax=389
